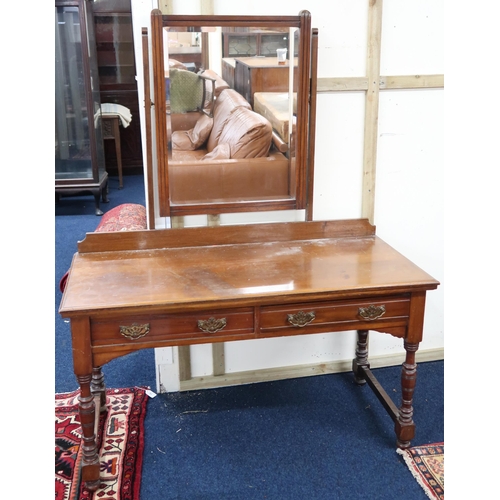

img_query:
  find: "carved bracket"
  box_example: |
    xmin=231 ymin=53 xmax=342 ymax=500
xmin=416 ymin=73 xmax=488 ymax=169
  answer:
xmin=198 ymin=317 xmax=227 ymax=334
xmin=119 ymin=323 xmax=150 ymax=340
xmin=358 ymin=305 xmax=386 ymax=321
xmin=287 ymin=311 xmax=316 ymax=327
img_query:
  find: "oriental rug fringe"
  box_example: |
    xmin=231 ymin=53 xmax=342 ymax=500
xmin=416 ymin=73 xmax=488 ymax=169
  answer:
xmin=397 ymin=442 xmax=444 ymax=499
xmin=55 ymin=387 xmax=148 ymax=500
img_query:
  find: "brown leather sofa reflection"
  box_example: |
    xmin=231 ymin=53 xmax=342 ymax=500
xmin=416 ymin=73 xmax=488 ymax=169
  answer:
xmin=167 ymin=87 xmax=291 ymax=204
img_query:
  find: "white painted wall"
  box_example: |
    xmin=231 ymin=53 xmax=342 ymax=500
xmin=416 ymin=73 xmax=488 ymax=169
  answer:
xmin=130 ymin=0 xmax=160 ymax=224
xmin=131 ymin=0 xmax=444 ymax=391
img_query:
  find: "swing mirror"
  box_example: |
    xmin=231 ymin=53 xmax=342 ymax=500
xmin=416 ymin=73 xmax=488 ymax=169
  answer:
xmin=150 ymin=10 xmax=315 ymax=217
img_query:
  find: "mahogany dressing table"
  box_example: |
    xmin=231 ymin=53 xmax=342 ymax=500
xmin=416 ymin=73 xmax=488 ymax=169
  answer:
xmin=60 ymin=12 xmax=439 ymax=491
xmin=59 ymin=219 xmax=439 ymax=490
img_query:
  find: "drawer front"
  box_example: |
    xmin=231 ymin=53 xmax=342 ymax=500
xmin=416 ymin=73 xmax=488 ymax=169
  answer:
xmin=260 ymin=297 xmax=410 ymax=334
xmin=91 ymin=308 xmax=254 ymax=345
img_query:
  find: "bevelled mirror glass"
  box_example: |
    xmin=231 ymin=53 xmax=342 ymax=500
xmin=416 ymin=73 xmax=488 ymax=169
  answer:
xmin=149 ymin=11 xmax=315 ymax=217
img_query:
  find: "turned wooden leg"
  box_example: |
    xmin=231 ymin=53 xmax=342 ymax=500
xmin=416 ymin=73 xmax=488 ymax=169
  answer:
xmin=395 ymin=341 xmax=419 ymax=449
xmin=91 ymin=367 xmax=107 ymax=412
xmin=113 ymin=119 xmax=124 ymax=189
xmin=352 ymin=329 xmax=370 ymax=385
xmin=77 ymin=374 xmax=101 ymax=491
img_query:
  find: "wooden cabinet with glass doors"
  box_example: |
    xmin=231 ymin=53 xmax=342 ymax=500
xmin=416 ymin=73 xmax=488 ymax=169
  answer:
xmin=55 ymin=0 xmax=108 ymax=215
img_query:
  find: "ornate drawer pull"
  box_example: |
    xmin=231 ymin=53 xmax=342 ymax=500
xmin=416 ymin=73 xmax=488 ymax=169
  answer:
xmin=120 ymin=323 xmax=150 ymax=340
xmin=287 ymin=311 xmax=315 ymax=327
xmin=198 ymin=317 xmax=227 ymax=334
xmin=358 ymin=305 xmax=386 ymax=320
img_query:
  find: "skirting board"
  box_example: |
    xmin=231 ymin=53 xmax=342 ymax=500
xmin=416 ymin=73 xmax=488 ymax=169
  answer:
xmin=177 ymin=347 xmax=444 ymax=392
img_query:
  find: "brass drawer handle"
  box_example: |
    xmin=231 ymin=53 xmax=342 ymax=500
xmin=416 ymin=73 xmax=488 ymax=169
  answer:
xmin=120 ymin=323 xmax=150 ymax=340
xmin=287 ymin=311 xmax=315 ymax=327
xmin=198 ymin=317 xmax=227 ymax=334
xmin=358 ymin=305 xmax=386 ymax=320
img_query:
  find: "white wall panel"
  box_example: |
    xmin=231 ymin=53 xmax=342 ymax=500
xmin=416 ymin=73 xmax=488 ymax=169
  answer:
xmin=224 ymin=331 xmax=358 ymax=374
xmin=381 ymin=0 xmax=444 ymax=75
xmin=313 ymin=92 xmax=365 ymax=220
xmin=375 ymin=88 xmax=444 ymax=352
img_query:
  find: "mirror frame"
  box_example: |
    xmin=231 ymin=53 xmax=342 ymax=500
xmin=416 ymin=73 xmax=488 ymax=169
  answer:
xmin=150 ymin=9 xmax=315 ymax=217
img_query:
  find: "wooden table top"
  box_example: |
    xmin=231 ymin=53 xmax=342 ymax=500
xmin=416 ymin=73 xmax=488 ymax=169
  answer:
xmin=59 ymin=220 xmax=439 ymax=316
xmin=234 ymin=56 xmax=298 ymax=68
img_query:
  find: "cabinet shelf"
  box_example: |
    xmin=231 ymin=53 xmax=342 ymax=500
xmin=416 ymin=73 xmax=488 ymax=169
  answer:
xmin=222 ymin=29 xmax=299 ymax=58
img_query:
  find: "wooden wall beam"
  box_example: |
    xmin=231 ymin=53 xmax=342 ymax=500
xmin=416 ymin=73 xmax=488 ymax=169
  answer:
xmin=212 ymin=344 xmax=225 ymax=376
xmin=317 ymin=74 xmax=444 ymax=93
xmin=317 ymin=77 xmax=369 ymax=92
xmin=200 ymin=0 xmax=214 ymax=15
xmin=178 ymin=346 xmax=192 ymax=381
xmin=158 ymin=1 xmax=172 ymax=15
xmin=361 ymin=0 xmax=383 ymax=223
xmin=380 ymin=74 xmax=444 ymax=89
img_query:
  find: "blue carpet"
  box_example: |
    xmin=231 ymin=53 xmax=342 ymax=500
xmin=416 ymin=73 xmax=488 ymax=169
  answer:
xmin=55 ymin=175 xmax=146 ymax=217
xmin=55 ymin=174 xmax=443 ymax=499
xmin=140 ymin=361 xmax=443 ymax=500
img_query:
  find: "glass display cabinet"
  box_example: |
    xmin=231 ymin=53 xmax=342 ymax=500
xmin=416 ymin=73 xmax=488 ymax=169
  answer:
xmin=222 ymin=27 xmax=299 ymax=58
xmin=55 ymin=0 xmax=108 ymax=215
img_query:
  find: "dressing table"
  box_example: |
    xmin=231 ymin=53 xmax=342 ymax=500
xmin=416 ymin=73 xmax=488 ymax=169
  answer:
xmin=60 ymin=219 xmax=439 ymax=489
xmin=59 ymin=10 xmax=440 ymax=490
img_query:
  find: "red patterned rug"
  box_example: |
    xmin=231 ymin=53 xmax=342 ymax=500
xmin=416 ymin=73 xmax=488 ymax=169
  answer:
xmin=55 ymin=387 xmax=148 ymax=500
xmin=397 ymin=442 xmax=444 ymax=499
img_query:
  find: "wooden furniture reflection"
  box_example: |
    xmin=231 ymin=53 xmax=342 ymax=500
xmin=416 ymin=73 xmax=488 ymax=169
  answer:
xmin=102 ymin=114 xmax=123 ymax=188
xmin=59 ymin=219 xmax=439 ymax=490
xmin=221 ymin=57 xmax=236 ymax=88
xmin=233 ymin=57 xmax=298 ymax=107
xmin=94 ymin=1 xmax=144 ymax=174
xmin=222 ymin=29 xmax=294 ymax=58
xmin=168 ymin=46 xmax=203 ymax=71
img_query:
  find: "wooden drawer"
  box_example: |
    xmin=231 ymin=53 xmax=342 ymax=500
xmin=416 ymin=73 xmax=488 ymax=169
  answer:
xmin=91 ymin=307 xmax=254 ymax=346
xmin=259 ymin=297 xmax=410 ymax=334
